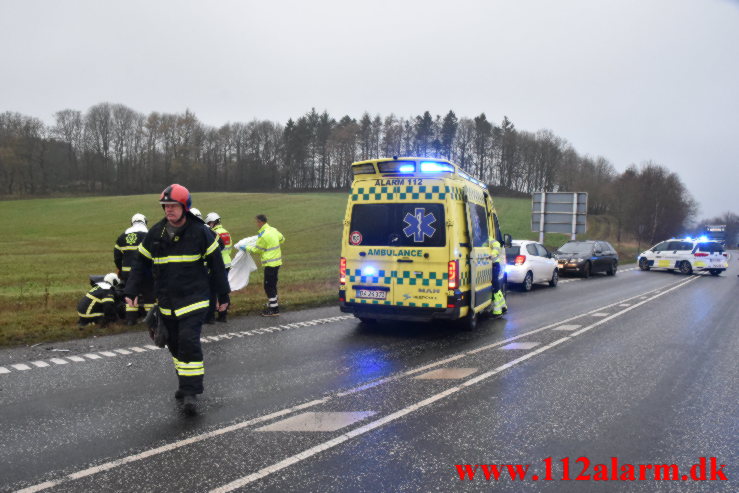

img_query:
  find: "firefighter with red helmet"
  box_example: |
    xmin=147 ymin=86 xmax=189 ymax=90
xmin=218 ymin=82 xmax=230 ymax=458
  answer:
xmin=124 ymin=184 xmax=230 ymax=414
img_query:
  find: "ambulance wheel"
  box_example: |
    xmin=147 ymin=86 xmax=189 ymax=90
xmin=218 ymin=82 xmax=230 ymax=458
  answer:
xmin=358 ymin=317 xmax=377 ymax=324
xmin=679 ymin=261 xmax=693 ymax=275
xmin=639 ymin=258 xmax=650 ymax=271
xmin=709 ymin=269 xmax=721 ymax=276
xmin=521 ymin=272 xmax=533 ymax=292
xmin=459 ymin=310 xmax=477 ymax=331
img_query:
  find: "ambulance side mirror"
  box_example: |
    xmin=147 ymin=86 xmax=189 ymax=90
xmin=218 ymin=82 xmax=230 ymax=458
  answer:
xmin=503 ymin=234 xmax=512 ymax=248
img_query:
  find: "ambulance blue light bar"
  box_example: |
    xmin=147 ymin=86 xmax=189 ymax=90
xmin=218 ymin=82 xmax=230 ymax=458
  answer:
xmin=378 ymin=161 xmax=415 ymax=173
xmin=420 ymin=161 xmax=454 ymax=173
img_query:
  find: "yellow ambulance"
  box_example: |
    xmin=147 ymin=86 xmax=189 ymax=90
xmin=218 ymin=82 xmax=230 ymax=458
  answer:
xmin=339 ymin=157 xmax=510 ymax=329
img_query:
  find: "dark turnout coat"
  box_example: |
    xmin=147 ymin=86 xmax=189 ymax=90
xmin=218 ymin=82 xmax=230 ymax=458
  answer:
xmin=124 ymin=213 xmax=230 ymax=318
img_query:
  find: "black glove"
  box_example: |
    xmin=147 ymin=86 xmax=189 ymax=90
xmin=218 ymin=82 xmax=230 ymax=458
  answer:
xmin=153 ymin=318 xmax=168 ymax=348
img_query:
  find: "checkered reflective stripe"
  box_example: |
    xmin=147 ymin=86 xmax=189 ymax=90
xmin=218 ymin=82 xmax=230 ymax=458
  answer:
xmin=347 ymin=268 xmax=447 ymax=287
xmin=346 ymin=268 xmax=446 ymax=308
xmin=464 ymin=185 xmax=486 ymax=205
xmin=351 ymin=185 xmax=465 ymax=202
xmin=476 ymin=260 xmax=493 ymax=284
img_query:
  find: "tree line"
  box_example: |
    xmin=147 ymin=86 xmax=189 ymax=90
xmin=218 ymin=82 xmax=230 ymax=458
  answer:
xmin=0 ymin=104 xmax=698 ymax=243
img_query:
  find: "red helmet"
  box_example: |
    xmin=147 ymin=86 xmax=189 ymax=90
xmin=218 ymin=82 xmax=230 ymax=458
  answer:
xmin=159 ymin=184 xmax=191 ymax=211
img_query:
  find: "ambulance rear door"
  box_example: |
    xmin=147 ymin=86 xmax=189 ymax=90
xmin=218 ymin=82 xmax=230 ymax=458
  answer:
xmin=347 ymin=201 xmax=447 ymax=309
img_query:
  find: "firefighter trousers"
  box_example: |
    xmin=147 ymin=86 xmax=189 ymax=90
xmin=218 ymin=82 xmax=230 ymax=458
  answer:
xmin=162 ymin=312 xmax=205 ymax=395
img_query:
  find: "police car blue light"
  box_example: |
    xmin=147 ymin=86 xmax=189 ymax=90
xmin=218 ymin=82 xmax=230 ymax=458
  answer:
xmin=420 ymin=162 xmax=454 ymax=173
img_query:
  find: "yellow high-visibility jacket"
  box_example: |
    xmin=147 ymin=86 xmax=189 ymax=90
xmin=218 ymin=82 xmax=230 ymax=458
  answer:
xmin=246 ymin=223 xmax=285 ymax=267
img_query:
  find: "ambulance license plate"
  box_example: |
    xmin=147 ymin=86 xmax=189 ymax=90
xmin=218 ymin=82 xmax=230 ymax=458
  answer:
xmin=357 ymin=289 xmax=387 ymax=300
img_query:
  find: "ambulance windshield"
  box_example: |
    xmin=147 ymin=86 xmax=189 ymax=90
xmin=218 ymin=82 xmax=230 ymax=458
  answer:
xmin=350 ymin=203 xmax=446 ymax=247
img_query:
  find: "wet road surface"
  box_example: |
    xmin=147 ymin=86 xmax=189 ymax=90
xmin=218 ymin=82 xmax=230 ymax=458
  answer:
xmin=1 ymin=263 xmax=737 ymax=492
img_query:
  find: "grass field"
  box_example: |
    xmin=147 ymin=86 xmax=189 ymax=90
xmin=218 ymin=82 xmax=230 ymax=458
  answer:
xmin=0 ymin=192 xmax=633 ymax=347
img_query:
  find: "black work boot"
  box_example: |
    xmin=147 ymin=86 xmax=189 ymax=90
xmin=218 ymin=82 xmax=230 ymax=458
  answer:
xmin=183 ymin=395 xmax=197 ymax=415
xmin=261 ymin=307 xmax=279 ymax=317
xmin=174 ymin=389 xmax=185 ymax=400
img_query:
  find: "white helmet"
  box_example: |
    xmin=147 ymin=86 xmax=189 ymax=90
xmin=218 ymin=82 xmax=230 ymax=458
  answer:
xmin=190 ymin=207 xmax=202 ymax=219
xmin=205 ymin=212 xmax=220 ymax=224
xmin=103 ymin=273 xmax=120 ymax=287
xmin=131 ymin=213 xmax=147 ymax=225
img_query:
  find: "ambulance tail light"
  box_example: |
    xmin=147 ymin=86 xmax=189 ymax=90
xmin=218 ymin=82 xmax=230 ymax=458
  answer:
xmin=694 ymin=252 xmax=709 ymax=257
xmin=340 ymin=257 xmax=347 ymax=285
xmin=515 ymin=255 xmax=526 ymax=265
xmin=448 ymin=260 xmax=459 ymax=289
xmin=723 ymin=253 xmax=728 ymax=257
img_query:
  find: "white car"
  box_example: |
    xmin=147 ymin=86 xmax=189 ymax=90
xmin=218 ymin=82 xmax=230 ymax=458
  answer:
xmin=505 ymin=240 xmax=558 ymax=291
xmin=638 ymin=238 xmax=728 ymax=276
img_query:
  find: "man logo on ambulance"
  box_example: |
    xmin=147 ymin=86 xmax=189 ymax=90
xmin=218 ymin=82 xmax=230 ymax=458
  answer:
xmin=403 ymin=208 xmax=436 ymax=242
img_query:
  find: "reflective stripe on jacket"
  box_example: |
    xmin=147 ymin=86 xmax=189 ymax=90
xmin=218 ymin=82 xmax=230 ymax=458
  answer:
xmin=77 ymin=285 xmax=115 ymax=318
xmin=246 ymin=223 xmax=285 ymax=267
xmin=212 ymin=224 xmax=232 ymax=268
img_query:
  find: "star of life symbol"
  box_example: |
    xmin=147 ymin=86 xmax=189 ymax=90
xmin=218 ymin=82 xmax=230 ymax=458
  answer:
xmin=403 ymin=208 xmax=436 ymax=242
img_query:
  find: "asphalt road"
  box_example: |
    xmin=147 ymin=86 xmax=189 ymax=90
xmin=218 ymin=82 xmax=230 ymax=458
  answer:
xmin=1 ymin=260 xmax=737 ymax=492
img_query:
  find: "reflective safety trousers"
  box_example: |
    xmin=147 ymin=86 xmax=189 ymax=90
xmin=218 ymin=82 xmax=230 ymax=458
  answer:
xmin=162 ymin=313 xmax=205 ymax=395
xmin=246 ymin=223 xmax=285 ymax=267
xmin=492 ymin=289 xmax=507 ymax=315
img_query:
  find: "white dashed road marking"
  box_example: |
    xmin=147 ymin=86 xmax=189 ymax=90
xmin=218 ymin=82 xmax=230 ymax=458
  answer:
xmin=500 ymin=342 xmax=541 ymax=350
xmin=256 ymin=412 xmax=377 ymax=432
xmin=553 ymin=324 xmax=582 ymax=331
xmin=591 ymin=312 xmax=609 ymax=317
xmin=414 ymin=368 xmax=478 ymax=380
xmin=1 ymin=316 xmax=355 ymax=376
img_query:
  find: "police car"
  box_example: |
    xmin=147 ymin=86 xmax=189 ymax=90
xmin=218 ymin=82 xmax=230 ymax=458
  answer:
xmin=338 ymin=157 xmax=509 ymax=330
xmin=638 ymin=237 xmax=728 ymax=276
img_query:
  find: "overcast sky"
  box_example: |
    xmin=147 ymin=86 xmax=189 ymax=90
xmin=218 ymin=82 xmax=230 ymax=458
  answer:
xmin=1 ymin=0 xmax=737 ymax=219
